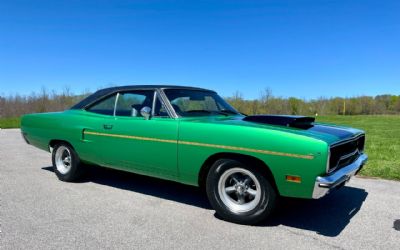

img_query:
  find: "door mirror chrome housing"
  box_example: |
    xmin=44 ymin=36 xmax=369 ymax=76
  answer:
xmin=140 ymin=106 xmax=152 ymax=120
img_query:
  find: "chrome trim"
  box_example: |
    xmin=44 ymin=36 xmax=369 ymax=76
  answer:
xmin=339 ymin=149 xmax=360 ymax=160
xmin=327 ymin=134 xmax=365 ymax=173
xmin=325 ymin=148 xmax=331 ymax=173
xmin=312 ymin=153 xmax=368 ymax=199
xmin=158 ymin=89 xmax=179 ymax=118
xmin=113 ymin=93 xmax=120 ymax=117
xmin=330 ymin=133 xmax=364 ymax=148
xmin=328 ymin=148 xmax=360 ymax=174
xmin=140 ymin=106 xmax=152 ymax=120
xmin=154 ymin=90 xmax=174 ymax=118
xmin=151 ymin=91 xmax=157 ymax=117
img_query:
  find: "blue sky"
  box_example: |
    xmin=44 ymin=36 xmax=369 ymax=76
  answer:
xmin=0 ymin=0 xmax=399 ymax=99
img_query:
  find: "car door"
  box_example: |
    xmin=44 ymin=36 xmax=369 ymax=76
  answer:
xmin=96 ymin=89 xmax=179 ymax=180
xmin=79 ymin=93 xmax=119 ymax=166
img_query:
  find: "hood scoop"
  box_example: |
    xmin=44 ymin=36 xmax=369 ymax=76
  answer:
xmin=243 ymin=115 xmax=315 ymax=129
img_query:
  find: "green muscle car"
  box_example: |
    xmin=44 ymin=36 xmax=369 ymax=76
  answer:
xmin=21 ymin=85 xmax=368 ymax=224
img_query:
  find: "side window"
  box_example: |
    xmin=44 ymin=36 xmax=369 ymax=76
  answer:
xmin=115 ymin=91 xmax=154 ymax=117
xmin=86 ymin=94 xmax=117 ymax=116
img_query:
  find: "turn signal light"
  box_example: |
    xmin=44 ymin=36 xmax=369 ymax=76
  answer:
xmin=286 ymin=175 xmax=301 ymax=183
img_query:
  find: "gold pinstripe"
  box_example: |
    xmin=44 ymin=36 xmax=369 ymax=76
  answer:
xmin=178 ymin=141 xmax=314 ymax=159
xmin=83 ymin=131 xmax=314 ymax=160
xmin=84 ymin=131 xmax=177 ymax=144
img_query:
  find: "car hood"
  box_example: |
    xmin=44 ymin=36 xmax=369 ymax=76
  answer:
xmin=179 ymin=115 xmax=364 ymax=145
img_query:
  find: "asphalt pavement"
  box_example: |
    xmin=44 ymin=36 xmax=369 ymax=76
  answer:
xmin=1 ymin=129 xmax=399 ymax=249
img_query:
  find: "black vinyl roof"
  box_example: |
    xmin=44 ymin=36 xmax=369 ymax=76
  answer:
xmin=70 ymin=85 xmax=214 ymax=109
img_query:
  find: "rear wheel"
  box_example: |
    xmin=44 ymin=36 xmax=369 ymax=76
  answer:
xmin=206 ymin=159 xmax=277 ymax=225
xmin=52 ymin=143 xmax=84 ymax=182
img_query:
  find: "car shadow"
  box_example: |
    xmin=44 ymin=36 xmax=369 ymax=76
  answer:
xmin=41 ymin=166 xmax=211 ymax=209
xmin=261 ymin=186 xmax=368 ymax=237
xmin=42 ymin=166 xmax=368 ymax=236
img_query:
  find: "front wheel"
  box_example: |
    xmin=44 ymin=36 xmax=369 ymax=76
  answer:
xmin=52 ymin=143 xmax=84 ymax=182
xmin=206 ymin=159 xmax=277 ymax=225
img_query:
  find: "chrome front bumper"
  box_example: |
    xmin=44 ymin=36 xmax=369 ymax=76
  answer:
xmin=312 ymin=153 xmax=368 ymax=199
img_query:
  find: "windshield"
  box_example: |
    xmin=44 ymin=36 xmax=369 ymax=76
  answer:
xmin=164 ymin=89 xmax=239 ymax=117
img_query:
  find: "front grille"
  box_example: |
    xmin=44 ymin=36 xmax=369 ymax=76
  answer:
xmin=328 ymin=134 xmax=365 ymax=173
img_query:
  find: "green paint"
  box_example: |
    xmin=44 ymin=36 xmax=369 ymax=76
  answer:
xmin=21 ymin=110 xmax=363 ymax=199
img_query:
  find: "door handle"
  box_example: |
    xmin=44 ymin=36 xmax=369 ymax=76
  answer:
xmin=103 ymin=124 xmax=113 ymax=130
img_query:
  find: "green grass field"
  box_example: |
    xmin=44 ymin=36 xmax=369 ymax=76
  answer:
xmin=0 ymin=117 xmax=21 ymax=129
xmin=1 ymin=115 xmax=399 ymax=180
xmin=317 ymin=115 xmax=400 ymax=181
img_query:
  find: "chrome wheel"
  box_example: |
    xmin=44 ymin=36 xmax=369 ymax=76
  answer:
xmin=54 ymin=146 xmax=72 ymax=174
xmin=217 ymin=167 xmax=261 ymax=213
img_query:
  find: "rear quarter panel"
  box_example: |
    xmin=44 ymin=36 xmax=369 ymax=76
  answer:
xmin=21 ymin=111 xmax=89 ymax=157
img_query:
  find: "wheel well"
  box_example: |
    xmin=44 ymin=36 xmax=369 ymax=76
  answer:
xmin=198 ymin=152 xmax=279 ymax=194
xmin=49 ymin=140 xmax=74 ymax=151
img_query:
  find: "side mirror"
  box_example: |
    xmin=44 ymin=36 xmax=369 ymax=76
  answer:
xmin=140 ymin=106 xmax=152 ymax=120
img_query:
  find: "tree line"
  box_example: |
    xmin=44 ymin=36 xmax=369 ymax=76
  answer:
xmin=0 ymin=87 xmax=89 ymax=118
xmin=226 ymin=89 xmax=400 ymax=116
xmin=1 ymin=87 xmax=399 ymax=118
